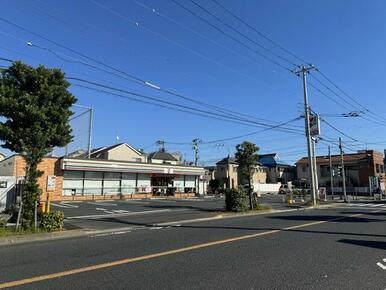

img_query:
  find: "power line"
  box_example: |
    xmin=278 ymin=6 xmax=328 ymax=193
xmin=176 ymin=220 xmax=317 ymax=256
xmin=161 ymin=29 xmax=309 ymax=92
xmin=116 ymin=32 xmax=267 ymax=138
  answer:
xmin=0 ymin=19 xmax=303 ymax=130
xmin=68 ymin=76 xmax=304 ymax=133
xmin=315 ymin=67 xmax=386 ymax=123
xmin=188 ymin=0 xmax=298 ymax=67
xmin=0 ymin=20 xmax=301 ymax=130
xmin=209 ymin=0 xmax=309 ymax=64
xmin=170 ymin=0 xmax=292 ymax=72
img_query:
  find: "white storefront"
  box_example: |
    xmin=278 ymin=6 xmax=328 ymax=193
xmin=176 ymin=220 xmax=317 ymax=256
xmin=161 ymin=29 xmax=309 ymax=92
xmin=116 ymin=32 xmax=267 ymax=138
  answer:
xmin=61 ymin=158 xmax=206 ymax=197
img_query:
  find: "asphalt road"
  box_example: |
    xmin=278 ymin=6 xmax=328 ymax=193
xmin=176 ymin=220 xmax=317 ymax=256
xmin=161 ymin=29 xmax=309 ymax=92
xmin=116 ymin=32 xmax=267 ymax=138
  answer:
xmin=0 ymin=205 xmax=385 ymax=289
xmin=53 ymin=195 xmax=298 ymax=231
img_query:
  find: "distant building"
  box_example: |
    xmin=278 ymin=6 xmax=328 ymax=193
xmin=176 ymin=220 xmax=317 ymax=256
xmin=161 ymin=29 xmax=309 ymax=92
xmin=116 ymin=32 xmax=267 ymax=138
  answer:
xmin=214 ymin=156 xmax=267 ymax=190
xmin=296 ymin=150 xmax=385 ymax=191
xmin=258 ymin=153 xmax=295 ymax=184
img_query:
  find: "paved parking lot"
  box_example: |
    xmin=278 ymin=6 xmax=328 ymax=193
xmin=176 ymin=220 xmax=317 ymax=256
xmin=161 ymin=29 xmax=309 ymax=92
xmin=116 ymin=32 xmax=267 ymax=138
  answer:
xmin=51 ymin=195 xmax=294 ymax=231
xmin=52 ymin=197 xmax=226 ymax=231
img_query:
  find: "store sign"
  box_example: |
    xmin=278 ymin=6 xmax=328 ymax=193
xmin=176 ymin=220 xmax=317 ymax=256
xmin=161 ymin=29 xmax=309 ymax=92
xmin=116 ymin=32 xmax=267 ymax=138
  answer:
xmin=369 ymin=176 xmax=379 ymax=193
xmin=309 ymin=114 xmax=320 ymax=136
xmin=47 ymin=175 xmax=56 ymax=191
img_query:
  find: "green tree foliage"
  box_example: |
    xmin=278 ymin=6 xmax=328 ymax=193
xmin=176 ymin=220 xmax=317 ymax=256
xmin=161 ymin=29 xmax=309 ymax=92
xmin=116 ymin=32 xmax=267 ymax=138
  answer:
xmin=0 ymin=61 xmax=76 ymax=226
xmin=225 ymin=188 xmax=248 ymax=212
xmin=235 ymin=141 xmax=259 ymax=210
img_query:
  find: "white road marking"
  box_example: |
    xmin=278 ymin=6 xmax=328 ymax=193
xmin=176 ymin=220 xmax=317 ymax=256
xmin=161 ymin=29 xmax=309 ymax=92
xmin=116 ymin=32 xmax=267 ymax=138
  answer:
xmin=383 ymin=258 xmax=386 ymax=263
xmin=61 ymin=203 xmax=79 ymax=208
xmin=95 ymin=208 xmax=115 ymax=214
xmin=87 ymin=202 xmax=117 ymax=207
xmin=149 ymin=227 xmax=164 ymax=230
xmin=369 ymin=204 xmax=385 ymax=207
xmin=66 ymin=209 xmax=184 ymax=220
xmin=376 ymin=262 xmax=386 ymax=270
xmin=112 ymin=210 xmax=130 ymax=214
xmin=51 ymin=203 xmax=72 ymax=209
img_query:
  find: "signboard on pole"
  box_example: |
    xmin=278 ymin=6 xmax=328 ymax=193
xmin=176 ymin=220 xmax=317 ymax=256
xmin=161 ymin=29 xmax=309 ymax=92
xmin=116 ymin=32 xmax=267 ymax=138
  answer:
xmin=46 ymin=175 xmax=56 ymax=191
xmin=309 ymin=114 xmax=320 ymax=136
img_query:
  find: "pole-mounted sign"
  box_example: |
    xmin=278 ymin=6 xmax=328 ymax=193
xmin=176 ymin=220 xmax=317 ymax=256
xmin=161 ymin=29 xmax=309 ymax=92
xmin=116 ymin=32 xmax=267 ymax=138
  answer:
xmin=309 ymin=114 xmax=320 ymax=137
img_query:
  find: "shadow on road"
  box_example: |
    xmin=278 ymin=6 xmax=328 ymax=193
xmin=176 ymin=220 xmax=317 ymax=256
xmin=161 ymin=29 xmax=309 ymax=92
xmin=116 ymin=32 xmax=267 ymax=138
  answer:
xmin=337 ymin=239 xmax=386 ymax=250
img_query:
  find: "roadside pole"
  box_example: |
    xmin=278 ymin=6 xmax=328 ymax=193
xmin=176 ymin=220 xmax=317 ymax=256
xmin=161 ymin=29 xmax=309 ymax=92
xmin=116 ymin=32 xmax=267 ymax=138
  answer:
xmin=311 ymin=137 xmax=319 ymax=201
xmin=339 ymin=137 xmax=348 ymax=202
xmin=328 ymin=146 xmax=334 ymax=200
xmin=87 ymin=108 xmax=93 ymax=159
xmin=192 ymin=138 xmax=201 ymax=195
xmin=295 ymin=65 xmax=317 ymax=206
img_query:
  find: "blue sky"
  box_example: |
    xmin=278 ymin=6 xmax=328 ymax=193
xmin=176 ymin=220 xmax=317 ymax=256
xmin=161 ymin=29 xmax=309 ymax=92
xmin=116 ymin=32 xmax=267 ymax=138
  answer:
xmin=0 ymin=0 xmax=386 ymax=165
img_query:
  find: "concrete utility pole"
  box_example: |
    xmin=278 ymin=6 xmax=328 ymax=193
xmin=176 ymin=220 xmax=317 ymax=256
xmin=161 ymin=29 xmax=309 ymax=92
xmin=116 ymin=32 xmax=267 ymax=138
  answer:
xmin=192 ymin=138 xmax=201 ymax=166
xmin=339 ymin=137 xmax=348 ymax=202
xmin=156 ymin=140 xmax=165 ymax=151
xmin=87 ymin=108 xmax=93 ymax=159
xmin=295 ymin=65 xmax=317 ymax=206
xmin=311 ymin=137 xmax=319 ymax=199
xmin=328 ymin=146 xmax=334 ymax=200
xmin=192 ymin=138 xmax=201 ymax=196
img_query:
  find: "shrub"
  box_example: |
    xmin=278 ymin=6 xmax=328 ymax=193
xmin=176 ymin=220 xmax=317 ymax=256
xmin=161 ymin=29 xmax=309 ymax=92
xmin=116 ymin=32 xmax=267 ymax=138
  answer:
xmin=40 ymin=210 xmax=64 ymax=232
xmin=225 ymin=188 xmax=248 ymax=212
xmin=0 ymin=215 xmax=8 ymax=228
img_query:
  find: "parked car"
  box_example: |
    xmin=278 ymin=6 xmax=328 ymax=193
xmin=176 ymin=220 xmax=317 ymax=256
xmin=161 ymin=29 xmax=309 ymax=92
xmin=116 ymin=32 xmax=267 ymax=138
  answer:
xmin=278 ymin=184 xmax=291 ymax=195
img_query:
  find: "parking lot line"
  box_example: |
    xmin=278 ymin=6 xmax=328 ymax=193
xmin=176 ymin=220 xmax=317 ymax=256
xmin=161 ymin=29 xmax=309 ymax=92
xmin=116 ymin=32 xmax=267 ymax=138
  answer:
xmin=61 ymin=203 xmax=79 ymax=208
xmin=87 ymin=202 xmax=117 ymax=207
xmin=51 ymin=203 xmax=73 ymax=209
xmin=65 ymin=209 xmax=181 ymax=220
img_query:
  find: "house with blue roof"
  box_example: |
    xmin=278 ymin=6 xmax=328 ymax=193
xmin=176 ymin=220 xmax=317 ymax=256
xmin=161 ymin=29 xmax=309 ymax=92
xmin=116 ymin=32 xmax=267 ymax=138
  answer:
xmin=258 ymin=153 xmax=295 ymax=184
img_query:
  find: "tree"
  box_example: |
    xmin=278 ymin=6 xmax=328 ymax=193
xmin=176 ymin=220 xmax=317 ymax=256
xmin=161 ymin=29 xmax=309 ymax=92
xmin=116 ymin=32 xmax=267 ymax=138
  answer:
xmin=0 ymin=61 xmax=77 ymax=227
xmin=235 ymin=141 xmax=259 ymax=210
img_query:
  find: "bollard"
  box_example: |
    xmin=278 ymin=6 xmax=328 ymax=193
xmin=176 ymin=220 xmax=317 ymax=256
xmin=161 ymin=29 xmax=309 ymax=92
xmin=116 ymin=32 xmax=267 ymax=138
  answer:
xmin=46 ymin=192 xmax=52 ymax=214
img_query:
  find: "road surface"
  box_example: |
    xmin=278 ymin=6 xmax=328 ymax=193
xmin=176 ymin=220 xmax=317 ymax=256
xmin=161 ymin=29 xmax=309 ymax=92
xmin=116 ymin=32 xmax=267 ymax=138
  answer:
xmin=0 ymin=204 xmax=385 ymax=289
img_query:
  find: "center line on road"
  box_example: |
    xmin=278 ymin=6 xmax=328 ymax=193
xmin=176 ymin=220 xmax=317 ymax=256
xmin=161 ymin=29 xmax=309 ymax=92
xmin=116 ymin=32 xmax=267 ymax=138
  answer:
xmin=0 ymin=212 xmax=368 ymax=289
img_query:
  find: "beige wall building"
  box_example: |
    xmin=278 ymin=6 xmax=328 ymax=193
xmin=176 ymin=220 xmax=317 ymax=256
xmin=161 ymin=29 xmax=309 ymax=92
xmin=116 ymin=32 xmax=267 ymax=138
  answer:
xmin=215 ymin=156 xmax=267 ymax=190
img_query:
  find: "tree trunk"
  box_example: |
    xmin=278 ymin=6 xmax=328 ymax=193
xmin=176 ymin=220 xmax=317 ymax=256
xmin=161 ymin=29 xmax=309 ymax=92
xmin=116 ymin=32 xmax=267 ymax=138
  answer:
xmin=22 ymin=158 xmax=42 ymax=227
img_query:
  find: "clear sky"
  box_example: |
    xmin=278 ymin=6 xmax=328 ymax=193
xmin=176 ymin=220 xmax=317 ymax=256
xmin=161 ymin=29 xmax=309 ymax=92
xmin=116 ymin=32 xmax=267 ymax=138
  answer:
xmin=1 ymin=0 xmax=386 ymax=165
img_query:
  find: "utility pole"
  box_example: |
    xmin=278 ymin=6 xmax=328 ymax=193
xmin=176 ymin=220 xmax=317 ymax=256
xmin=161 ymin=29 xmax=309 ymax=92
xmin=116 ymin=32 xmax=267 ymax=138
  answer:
xmin=192 ymin=138 xmax=201 ymax=196
xmin=295 ymin=65 xmax=317 ymax=206
xmin=87 ymin=108 xmax=93 ymax=159
xmin=328 ymin=146 xmax=334 ymax=200
xmin=311 ymin=137 xmax=319 ymax=200
xmin=339 ymin=137 xmax=348 ymax=202
xmin=156 ymin=140 xmax=165 ymax=151
xmin=192 ymin=138 xmax=201 ymax=166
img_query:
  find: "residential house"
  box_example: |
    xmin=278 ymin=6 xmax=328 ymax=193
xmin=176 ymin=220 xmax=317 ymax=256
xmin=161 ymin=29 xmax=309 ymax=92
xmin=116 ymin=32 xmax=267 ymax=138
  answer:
xmin=258 ymin=153 xmax=295 ymax=184
xmin=215 ymin=156 xmax=267 ymax=190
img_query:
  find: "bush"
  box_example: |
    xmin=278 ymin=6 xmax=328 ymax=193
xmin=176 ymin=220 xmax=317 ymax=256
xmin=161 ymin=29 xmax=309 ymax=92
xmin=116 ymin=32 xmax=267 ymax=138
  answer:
xmin=225 ymin=188 xmax=248 ymax=212
xmin=40 ymin=210 xmax=64 ymax=232
xmin=0 ymin=215 xmax=8 ymax=228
